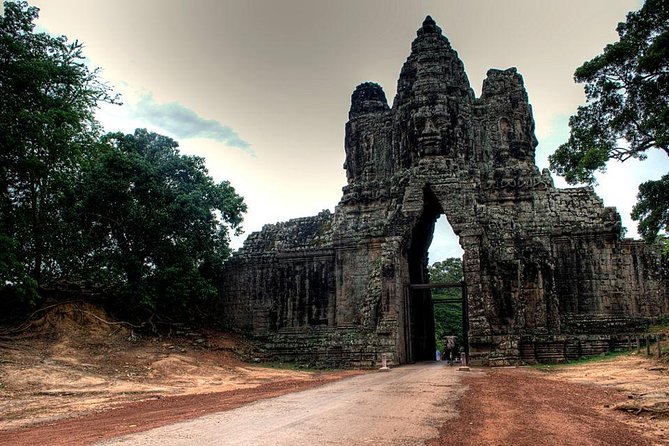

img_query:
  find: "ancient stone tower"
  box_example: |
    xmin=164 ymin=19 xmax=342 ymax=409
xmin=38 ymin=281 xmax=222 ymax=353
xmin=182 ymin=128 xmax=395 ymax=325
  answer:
xmin=219 ymin=16 xmax=668 ymax=366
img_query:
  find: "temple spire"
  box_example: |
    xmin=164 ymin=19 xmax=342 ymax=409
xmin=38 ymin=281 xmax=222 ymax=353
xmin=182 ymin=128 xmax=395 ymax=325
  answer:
xmin=417 ymin=15 xmax=442 ymax=36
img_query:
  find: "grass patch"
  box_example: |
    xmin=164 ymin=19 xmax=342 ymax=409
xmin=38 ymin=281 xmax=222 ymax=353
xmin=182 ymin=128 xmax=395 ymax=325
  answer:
xmin=647 ymin=320 xmax=669 ymax=334
xmin=255 ymin=361 xmax=343 ymax=372
xmin=533 ymin=350 xmax=629 ymax=372
xmin=256 ymin=361 xmax=310 ymax=371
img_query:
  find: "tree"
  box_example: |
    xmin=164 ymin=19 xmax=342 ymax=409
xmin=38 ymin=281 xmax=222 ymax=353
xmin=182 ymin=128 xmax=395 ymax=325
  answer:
xmin=429 ymin=258 xmax=463 ymax=351
xmin=0 ymin=3 xmax=246 ymax=323
xmin=60 ymin=129 xmax=246 ymax=319
xmin=0 ymin=1 xmax=116 ymax=290
xmin=0 ymin=233 xmax=38 ymax=319
xmin=429 ymin=258 xmax=464 ymax=285
xmin=548 ymin=0 xmax=668 ymax=244
xmin=632 ymin=174 xmax=669 ymax=252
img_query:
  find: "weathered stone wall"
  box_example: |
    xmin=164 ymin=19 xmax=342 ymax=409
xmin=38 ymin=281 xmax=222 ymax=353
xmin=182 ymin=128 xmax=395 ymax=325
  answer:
xmin=219 ymin=16 xmax=668 ymax=366
xmin=219 ymin=211 xmax=336 ymax=332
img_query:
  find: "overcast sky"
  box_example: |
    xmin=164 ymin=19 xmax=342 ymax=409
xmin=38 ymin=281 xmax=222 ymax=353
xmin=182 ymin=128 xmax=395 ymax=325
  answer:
xmin=22 ymin=0 xmax=667 ymax=262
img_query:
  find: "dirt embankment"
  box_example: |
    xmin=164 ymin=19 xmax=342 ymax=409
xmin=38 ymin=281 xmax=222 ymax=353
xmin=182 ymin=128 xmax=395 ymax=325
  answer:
xmin=0 ymin=302 xmax=361 ymax=445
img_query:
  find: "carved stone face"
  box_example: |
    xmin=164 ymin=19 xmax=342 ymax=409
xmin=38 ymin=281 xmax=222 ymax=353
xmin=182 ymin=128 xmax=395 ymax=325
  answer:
xmin=418 ymin=117 xmax=442 ymax=154
xmin=409 ymin=108 xmax=452 ymax=157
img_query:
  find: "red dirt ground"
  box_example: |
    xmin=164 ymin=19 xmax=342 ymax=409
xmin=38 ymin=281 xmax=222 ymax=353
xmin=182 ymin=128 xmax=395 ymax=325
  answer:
xmin=0 ymin=374 xmax=358 ymax=446
xmin=1 ymin=303 xmax=668 ymax=445
xmin=431 ymin=365 xmax=667 ymax=446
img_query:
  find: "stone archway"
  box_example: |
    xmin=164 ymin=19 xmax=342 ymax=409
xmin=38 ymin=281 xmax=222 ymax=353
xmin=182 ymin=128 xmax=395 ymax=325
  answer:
xmin=391 ymin=180 xmax=483 ymax=364
xmin=405 ymin=186 xmax=442 ymax=361
xmin=219 ymin=16 xmax=668 ymax=367
xmin=403 ymin=185 xmax=471 ymax=363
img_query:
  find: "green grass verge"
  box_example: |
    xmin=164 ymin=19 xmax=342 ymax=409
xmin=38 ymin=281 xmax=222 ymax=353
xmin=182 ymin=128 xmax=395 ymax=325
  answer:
xmin=255 ymin=361 xmax=345 ymax=372
xmin=532 ymin=350 xmax=630 ymax=372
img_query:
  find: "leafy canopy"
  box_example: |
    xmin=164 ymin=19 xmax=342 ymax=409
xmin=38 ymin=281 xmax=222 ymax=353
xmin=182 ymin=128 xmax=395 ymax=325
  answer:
xmin=0 ymin=2 xmax=247 ymax=322
xmin=549 ymin=0 xmax=668 ymax=184
xmin=632 ymin=174 xmax=669 ymax=246
xmin=429 ymin=258 xmax=463 ymax=351
xmin=428 ymin=258 xmax=463 ymax=285
xmin=0 ymin=0 xmax=115 ymax=309
xmin=548 ymin=0 xmax=668 ymax=246
xmin=61 ymin=129 xmax=247 ymax=318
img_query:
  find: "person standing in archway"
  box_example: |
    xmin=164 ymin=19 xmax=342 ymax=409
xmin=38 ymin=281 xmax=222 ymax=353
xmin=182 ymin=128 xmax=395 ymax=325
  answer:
xmin=445 ymin=335 xmax=457 ymax=365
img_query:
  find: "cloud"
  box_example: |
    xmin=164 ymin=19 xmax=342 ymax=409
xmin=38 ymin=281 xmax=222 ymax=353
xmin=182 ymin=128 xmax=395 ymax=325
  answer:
xmin=430 ymin=216 xmax=464 ymax=263
xmin=132 ymin=94 xmax=253 ymax=154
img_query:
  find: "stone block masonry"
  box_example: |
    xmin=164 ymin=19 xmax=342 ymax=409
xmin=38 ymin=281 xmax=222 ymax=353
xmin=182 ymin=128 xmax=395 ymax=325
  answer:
xmin=219 ymin=16 xmax=668 ymax=367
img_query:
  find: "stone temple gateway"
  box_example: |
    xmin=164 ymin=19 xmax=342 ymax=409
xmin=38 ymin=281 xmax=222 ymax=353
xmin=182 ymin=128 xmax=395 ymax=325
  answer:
xmin=219 ymin=17 xmax=668 ymax=366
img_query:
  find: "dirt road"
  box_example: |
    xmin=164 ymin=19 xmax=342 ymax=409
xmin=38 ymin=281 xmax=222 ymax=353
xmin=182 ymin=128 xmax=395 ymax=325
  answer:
xmin=2 ymin=305 xmax=667 ymax=446
xmin=97 ymin=363 xmax=466 ymax=446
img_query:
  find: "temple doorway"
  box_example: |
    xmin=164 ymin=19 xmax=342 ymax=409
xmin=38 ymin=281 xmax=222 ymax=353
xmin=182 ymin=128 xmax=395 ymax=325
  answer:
xmin=406 ymin=188 xmax=466 ymax=363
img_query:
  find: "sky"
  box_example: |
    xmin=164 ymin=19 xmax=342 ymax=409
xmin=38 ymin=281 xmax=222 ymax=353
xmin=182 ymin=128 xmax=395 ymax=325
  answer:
xmin=16 ymin=0 xmax=667 ymax=262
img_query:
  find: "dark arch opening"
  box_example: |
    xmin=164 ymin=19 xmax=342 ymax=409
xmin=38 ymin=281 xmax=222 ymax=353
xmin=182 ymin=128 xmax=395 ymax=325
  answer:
xmin=430 ymin=216 xmax=465 ymax=362
xmin=407 ymin=186 xmax=443 ymax=361
xmin=406 ymin=186 xmax=467 ymax=363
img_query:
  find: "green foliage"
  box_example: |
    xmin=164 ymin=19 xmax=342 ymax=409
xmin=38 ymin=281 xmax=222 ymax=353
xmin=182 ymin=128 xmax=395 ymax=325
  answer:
xmin=0 ymin=233 xmax=38 ymax=319
xmin=631 ymin=174 xmax=669 ymax=253
xmin=429 ymin=258 xmax=464 ymax=351
xmin=59 ymin=129 xmax=246 ymax=319
xmin=0 ymin=3 xmax=246 ymax=324
xmin=549 ymin=0 xmax=669 ymax=186
xmin=0 ymin=1 xmax=116 ymax=288
xmin=428 ymin=258 xmax=463 ymax=284
xmin=548 ymin=0 xmax=668 ymax=249
xmin=434 ymin=303 xmax=462 ymax=351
